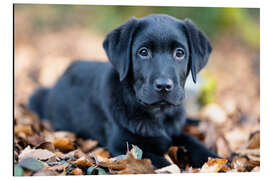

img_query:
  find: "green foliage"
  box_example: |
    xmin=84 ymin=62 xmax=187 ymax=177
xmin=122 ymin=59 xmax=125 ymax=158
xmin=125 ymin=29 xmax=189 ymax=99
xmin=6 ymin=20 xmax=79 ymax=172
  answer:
xmin=198 ymin=72 xmax=218 ymax=106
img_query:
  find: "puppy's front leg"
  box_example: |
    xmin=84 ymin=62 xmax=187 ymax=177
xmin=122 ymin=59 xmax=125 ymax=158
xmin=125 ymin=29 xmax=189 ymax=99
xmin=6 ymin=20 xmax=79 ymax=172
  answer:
xmin=172 ymin=133 xmax=219 ymax=168
xmin=143 ymin=152 xmax=171 ymax=169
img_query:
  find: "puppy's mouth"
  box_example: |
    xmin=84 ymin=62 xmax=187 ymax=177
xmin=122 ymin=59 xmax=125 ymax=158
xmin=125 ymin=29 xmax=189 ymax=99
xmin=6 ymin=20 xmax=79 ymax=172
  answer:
xmin=137 ymin=98 xmax=179 ymax=107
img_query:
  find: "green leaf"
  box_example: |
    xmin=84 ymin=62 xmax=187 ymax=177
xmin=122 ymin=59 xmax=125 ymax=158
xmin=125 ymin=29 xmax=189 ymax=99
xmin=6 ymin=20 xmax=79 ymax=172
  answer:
xmin=87 ymin=166 xmax=107 ymax=175
xmin=14 ymin=165 xmax=23 ymax=176
xmin=130 ymin=145 xmax=143 ymax=159
xmin=96 ymin=167 xmax=106 ymax=175
xmin=87 ymin=166 xmax=95 ymax=175
xmin=19 ymin=158 xmax=44 ymax=172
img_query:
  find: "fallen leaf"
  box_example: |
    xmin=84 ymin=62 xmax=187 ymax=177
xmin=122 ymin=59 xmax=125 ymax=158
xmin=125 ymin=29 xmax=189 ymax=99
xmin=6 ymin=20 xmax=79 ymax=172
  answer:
xmin=200 ymin=158 xmax=229 ymax=173
xmin=251 ymin=166 xmax=260 ymax=172
xmin=19 ymin=157 xmax=44 ymax=172
xmin=71 ymin=168 xmax=84 ymax=175
xmin=48 ymin=162 xmax=68 ymax=173
xmin=130 ymin=145 xmax=143 ymax=159
xmin=98 ymin=159 xmax=127 ymax=171
xmin=14 ymin=164 xmax=23 ymax=176
xmin=77 ymin=138 xmax=98 ymax=153
xmin=155 ymin=164 xmax=181 ymax=174
xmin=53 ymin=137 xmax=74 ymax=152
xmin=91 ymin=147 xmax=110 ymax=159
xmin=19 ymin=146 xmax=56 ymax=161
xmin=27 ymin=134 xmax=45 ymax=146
xmin=87 ymin=166 xmax=107 ymax=175
xmin=247 ymin=131 xmax=260 ymax=149
xmin=22 ymin=169 xmax=34 ymax=176
xmin=54 ymin=151 xmax=65 ymax=159
xmin=74 ymin=149 xmax=87 ymax=159
xmin=115 ymin=153 xmax=155 ymax=174
xmin=54 ymin=131 xmax=76 ymax=141
xmin=75 ymin=156 xmax=93 ymax=167
xmin=14 ymin=124 xmax=33 ymax=136
xmin=35 ymin=141 xmax=55 ymax=152
xmin=61 ymin=150 xmax=77 ymax=160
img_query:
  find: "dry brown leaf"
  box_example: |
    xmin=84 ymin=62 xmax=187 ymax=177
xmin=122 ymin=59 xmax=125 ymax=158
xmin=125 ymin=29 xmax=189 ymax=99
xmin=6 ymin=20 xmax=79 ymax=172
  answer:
xmin=115 ymin=153 xmax=155 ymax=174
xmin=78 ymin=139 xmax=98 ymax=153
xmin=27 ymin=134 xmax=45 ymax=146
xmin=236 ymin=149 xmax=260 ymax=158
xmin=75 ymin=156 xmax=93 ymax=167
xmin=200 ymin=158 xmax=229 ymax=173
xmin=231 ymin=155 xmax=259 ymax=172
xmin=231 ymin=156 xmax=248 ymax=172
xmin=53 ymin=137 xmax=74 ymax=152
xmin=155 ymin=164 xmax=181 ymax=174
xmin=23 ymin=169 xmax=34 ymax=176
xmin=91 ymin=147 xmax=110 ymax=159
xmin=53 ymin=131 xmax=76 ymax=141
xmin=54 ymin=151 xmax=65 ymax=159
xmin=48 ymin=163 xmax=68 ymax=173
xmin=225 ymin=126 xmax=259 ymax=152
xmin=35 ymin=141 xmax=55 ymax=152
xmin=247 ymin=131 xmax=260 ymax=149
xmin=14 ymin=124 xmax=34 ymax=136
xmin=19 ymin=146 xmax=56 ymax=161
xmin=71 ymin=168 xmax=83 ymax=175
xmin=74 ymin=149 xmax=94 ymax=163
xmin=73 ymin=149 xmax=87 ymax=159
xmin=61 ymin=150 xmax=77 ymax=160
xmin=251 ymin=166 xmax=260 ymax=172
xmin=98 ymin=159 xmax=127 ymax=171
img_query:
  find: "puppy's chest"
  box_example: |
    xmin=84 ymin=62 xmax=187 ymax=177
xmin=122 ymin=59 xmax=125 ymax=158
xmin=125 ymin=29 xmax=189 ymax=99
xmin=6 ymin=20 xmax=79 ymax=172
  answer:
xmin=153 ymin=110 xmax=185 ymax=137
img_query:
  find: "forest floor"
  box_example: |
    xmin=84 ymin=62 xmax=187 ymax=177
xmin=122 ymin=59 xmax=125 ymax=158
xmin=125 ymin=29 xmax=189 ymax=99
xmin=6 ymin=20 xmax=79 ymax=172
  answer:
xmin=14 ymin=12 xmax=260 ymax=175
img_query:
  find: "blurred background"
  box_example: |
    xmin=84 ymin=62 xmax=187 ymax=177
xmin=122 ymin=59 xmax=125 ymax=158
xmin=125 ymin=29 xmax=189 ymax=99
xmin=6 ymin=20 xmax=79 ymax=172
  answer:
xmin=14 ymin=4 xmax=260 ymax=169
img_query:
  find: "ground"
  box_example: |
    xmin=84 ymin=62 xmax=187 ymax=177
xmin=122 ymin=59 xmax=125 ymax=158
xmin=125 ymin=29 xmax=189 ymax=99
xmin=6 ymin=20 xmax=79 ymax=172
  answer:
xmin=14 ymin=13 xmax=260 ymax=175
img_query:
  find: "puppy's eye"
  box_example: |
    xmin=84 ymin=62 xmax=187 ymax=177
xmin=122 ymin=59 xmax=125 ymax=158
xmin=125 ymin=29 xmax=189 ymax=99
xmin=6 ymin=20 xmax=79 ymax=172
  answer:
xmin=174 ymin=48 xmax=185 ymax=61
xmin=138 ymin=47 xmax=151 ymax=58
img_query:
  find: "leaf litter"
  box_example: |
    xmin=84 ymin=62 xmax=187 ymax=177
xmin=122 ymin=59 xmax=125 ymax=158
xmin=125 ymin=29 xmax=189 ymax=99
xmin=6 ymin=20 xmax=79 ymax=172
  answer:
xmin=14 ymin=104 xmax=260 ymax=175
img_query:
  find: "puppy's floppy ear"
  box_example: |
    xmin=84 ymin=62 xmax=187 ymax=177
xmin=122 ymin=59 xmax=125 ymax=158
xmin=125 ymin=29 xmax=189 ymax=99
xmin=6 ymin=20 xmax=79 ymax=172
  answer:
xmin=103 ymin=17 xmax=138 ymax=81
xmin=183 ymin=19 xmax=212 ymax=83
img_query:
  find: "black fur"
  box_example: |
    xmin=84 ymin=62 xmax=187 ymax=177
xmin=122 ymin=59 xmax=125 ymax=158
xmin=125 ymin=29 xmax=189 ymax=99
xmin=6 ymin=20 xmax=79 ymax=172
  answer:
xmin=28 ymin=14 xmax=217 ymax=169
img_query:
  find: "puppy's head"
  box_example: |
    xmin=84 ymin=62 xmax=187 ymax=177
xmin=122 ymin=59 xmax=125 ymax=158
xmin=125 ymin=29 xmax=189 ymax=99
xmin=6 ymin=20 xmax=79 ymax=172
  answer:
xmin=103 ymin=14 xmax=212 ymax=109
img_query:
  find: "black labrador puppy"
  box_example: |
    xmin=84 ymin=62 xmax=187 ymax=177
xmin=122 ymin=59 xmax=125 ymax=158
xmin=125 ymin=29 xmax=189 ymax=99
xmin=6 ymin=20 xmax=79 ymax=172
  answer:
xmin=28 ymin=14 xmax=218 ymax=169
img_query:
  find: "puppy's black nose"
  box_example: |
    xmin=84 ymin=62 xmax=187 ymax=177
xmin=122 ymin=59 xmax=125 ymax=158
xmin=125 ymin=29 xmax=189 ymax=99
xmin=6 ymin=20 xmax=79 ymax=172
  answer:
xmin=154 ymin=78 xmax=174 ymax=93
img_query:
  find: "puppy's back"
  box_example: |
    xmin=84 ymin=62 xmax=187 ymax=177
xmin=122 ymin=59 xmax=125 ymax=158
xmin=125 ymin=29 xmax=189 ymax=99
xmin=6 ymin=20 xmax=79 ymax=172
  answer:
xmin=28 ymin=60 xmax=112 ymax=144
